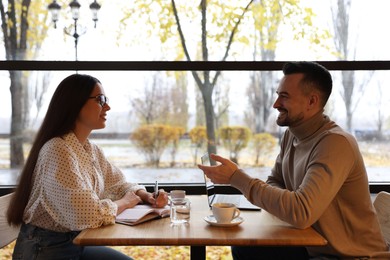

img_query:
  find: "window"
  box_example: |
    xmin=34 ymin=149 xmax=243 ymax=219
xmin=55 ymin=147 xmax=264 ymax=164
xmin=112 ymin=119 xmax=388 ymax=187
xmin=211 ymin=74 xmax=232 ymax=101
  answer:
xmin=1 ymin=1 xmax=390 ymax=192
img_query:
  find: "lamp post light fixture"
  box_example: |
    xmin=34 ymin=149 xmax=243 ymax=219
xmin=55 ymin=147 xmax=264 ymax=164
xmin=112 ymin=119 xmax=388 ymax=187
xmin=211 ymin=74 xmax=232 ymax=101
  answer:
xmin=48 ymin=0 xmax=101 ymax=61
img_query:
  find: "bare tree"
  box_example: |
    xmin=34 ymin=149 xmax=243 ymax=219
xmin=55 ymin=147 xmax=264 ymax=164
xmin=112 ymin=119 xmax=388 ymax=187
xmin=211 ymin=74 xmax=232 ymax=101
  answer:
xmin=246 ymin=70 xmax=275 ymax=133
xmin=131 ymin=72 xmax=189 ymax=128
xmin=0 ymin=0 xmax=50 ymax=167
xmin=171 ymin=0 xmax=253 ymax=158
xmin=27 ymin=71 xmax=51 ymax=129
xmin=247 ymin=0 xmax=279 ymax=133
xmin=245 ymin=0 xmax=322 ymax=133
xmin=0 ymin=0 xmax=31 ymax=167
xmin=195 ymin=80 xmax=230 ymax=138
xmin=166 ymin=71 xmax=189 ymax=129
xmin=331 ymin=0 xmax=370 ymax=133
xmin=374 ymin=77 xmax=388 ymax=140
xmin=214 ymin=83 xmax=230 ymax=134
xmin=121 ymin=0 xmax=324 ymax=154
xmin=131 ymin=73 xmax=170 ymax=125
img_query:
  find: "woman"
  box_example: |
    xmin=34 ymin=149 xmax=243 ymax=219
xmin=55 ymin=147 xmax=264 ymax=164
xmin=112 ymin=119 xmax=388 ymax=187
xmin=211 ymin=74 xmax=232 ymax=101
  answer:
xmin=7 ymin=74 xmax=168 ymax=259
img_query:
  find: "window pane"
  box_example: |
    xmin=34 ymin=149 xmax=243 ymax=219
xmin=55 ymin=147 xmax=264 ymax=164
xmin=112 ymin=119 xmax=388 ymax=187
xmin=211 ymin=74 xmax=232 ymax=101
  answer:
xmin=1 ymin=69 xmax=390 ymax=186
xmin=3 ymin=1 xmax=389 ymax=62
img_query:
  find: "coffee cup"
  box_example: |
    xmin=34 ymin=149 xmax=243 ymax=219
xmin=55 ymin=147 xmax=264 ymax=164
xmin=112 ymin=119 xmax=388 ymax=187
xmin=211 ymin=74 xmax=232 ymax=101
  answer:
xmin=212 ymin=203 xmax=240 ymax=223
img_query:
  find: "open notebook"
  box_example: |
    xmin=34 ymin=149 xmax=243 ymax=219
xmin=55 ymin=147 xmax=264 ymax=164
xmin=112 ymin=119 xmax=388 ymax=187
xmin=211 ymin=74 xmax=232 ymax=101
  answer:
xmin=116 ymin=204 xmax=170 ymax=226
xmin=201 ymin=153 xmax=260 ymax=211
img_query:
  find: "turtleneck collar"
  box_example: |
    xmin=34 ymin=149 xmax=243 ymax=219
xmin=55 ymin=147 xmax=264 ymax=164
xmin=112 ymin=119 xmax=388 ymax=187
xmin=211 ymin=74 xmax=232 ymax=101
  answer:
xmin=289 ymin=110 xmax=328 ymax=141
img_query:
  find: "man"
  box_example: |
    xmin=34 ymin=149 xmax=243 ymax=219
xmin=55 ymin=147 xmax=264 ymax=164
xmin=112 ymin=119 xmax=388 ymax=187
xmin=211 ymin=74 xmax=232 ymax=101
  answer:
xmin=198 ymin=62 xmax=389 ymax=259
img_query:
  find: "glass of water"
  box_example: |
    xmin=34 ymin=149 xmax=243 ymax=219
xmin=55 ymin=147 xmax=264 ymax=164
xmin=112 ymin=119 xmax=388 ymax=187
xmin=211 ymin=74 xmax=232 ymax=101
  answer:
xmin=170 ymin=198 xmax=191 ymax=225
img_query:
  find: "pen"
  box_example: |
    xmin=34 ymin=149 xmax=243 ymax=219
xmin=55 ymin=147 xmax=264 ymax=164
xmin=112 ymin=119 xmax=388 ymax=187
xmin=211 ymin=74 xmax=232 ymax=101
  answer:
xmin=154 ymin=180 xmax=159 ymax=199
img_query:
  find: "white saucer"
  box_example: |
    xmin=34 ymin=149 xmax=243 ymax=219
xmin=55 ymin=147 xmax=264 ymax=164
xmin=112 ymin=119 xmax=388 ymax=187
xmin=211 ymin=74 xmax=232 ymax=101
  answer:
xmin=204 ymin=215 xmax=244 ymax=227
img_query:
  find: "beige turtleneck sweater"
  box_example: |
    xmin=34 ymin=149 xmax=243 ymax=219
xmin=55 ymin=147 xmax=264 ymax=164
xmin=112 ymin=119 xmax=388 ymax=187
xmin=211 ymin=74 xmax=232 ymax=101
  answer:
xmin=231 ymin=111 xmax=389 ymax=259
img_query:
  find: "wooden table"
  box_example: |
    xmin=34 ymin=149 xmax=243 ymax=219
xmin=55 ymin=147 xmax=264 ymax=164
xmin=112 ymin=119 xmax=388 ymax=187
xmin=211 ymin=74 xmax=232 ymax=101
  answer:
xmin=74 ymin=195 xmax=327 ymax=259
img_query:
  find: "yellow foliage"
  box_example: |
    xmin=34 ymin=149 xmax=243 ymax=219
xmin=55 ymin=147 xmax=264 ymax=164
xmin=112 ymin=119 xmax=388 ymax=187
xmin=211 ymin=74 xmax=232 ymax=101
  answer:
xmin=252 ymin=133 xmax=277 ymax=165
xmin=219 ymin=126 xmax=251 ymax=164
xmin=131 ymin=124 xmax=183 ymax=167
xmin=219 ymin=126 xmax=251 ymax=147
xmin=0 ymin=241 xmax=233 ymax=260
xmin=189 ymin=126 xmax=207 ymax=147
xmin=170 ymin=126 xmax=186 ymax=142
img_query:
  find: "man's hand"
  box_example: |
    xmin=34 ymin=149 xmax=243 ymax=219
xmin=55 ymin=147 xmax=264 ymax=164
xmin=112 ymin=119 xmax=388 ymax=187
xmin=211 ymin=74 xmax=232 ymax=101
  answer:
xmin=197 ymin=153 xmax=238 ymax=184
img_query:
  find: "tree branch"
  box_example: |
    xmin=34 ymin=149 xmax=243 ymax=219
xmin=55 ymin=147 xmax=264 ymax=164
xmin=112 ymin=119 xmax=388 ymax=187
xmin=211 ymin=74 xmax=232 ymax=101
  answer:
xmin=212 ymin=0 xmax=254 ymax=87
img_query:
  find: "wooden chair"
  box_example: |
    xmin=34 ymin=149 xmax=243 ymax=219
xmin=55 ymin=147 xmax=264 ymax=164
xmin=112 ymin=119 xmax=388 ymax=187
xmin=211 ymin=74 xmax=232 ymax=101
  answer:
xmin=373 ymin=191 xmax=390 ymax=243
xmin=0 ymin=193 xmax=20 ymax=248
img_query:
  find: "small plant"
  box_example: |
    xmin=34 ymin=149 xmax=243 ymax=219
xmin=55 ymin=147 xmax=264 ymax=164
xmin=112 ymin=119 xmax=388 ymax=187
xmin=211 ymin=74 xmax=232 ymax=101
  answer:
xmin=188 ymin=126 xmax=207 ymax=165
xmin=219 ymin=126 xmax=251 ymax=164
xmin=169 ymin=126 xmax=186 ymax=167
xmin=131 ymin=124 xmax=177 ymax=167
xmin=252 ymin=133 xmax=277 ymax=166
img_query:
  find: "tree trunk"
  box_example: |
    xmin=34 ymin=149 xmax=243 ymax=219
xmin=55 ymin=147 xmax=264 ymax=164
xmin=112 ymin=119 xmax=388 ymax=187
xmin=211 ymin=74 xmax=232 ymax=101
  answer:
xmin=1 ymin=0 xmax=31 ymax=168
xmin=202 ymin=84 xmax=217 ymax=160
xmin=10 ymin=71 xmax=25 ymax=167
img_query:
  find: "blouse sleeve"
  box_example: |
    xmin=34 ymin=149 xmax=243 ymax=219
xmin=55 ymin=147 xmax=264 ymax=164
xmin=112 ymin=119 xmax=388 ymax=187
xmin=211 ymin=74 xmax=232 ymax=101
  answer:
xmin=36 ymin=140 xmax=117 ymax=231
xmin=92 ymin=144 xmax=146 ymax=201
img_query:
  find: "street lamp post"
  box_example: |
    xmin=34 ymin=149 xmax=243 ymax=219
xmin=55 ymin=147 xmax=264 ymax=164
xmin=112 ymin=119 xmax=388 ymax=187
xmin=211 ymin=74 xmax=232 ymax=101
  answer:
xmin=48 ymin=0 xmax=101 ymax=61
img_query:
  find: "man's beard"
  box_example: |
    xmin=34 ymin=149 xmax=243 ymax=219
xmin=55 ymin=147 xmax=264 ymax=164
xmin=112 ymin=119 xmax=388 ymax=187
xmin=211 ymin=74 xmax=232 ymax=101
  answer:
xmin=276 ymin=110 xmax=304 ymax=127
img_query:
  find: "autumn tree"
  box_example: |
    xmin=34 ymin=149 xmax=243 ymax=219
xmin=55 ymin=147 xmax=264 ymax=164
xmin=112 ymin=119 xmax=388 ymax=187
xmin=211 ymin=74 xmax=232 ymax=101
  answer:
xmin=168 ymin=126 xmax=185 ymax=167
xmin=120 ymin=0 xmax=255 ymax=163
xmin=131 ymin=124 xmax=175 ymax=167
xmin=252 ymin=132 xmax=277 ymax=166
xmin=246 ymin=0 xmax=331 ymax=133
xmin=195 ymin=79 xmax=230 ymax=140
xmin=219 ymin=126 xmax=251 ymax=164
xmin=165 ymin=71 xmax=189 ymax=129
xmin=188 ymin=126 xmax=207 ymax=165
xmin=0 ymin=0 xmax=51 ymax=167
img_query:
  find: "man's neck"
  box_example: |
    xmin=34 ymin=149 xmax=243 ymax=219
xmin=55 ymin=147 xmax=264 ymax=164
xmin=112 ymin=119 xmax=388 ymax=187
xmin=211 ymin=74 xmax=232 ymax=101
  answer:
xmin=289 ymin=111 xmax=326 ymax=141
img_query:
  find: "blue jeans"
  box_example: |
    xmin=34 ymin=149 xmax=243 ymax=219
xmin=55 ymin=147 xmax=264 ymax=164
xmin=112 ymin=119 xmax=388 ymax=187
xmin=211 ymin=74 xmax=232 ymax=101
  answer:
xmin=12 ymin=223 xmax=132 ymax=260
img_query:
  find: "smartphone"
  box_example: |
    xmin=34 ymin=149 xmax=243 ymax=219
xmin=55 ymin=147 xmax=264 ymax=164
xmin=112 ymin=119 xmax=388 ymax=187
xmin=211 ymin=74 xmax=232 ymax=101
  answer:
xmin=200 ymin=152 xmax=213 ymax=187
xmin=201 ymin=152 xmax=211 ymax=166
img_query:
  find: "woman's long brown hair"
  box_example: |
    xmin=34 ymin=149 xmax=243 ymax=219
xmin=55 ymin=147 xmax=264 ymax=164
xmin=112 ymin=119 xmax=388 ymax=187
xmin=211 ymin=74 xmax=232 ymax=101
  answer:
xmin=7 ymin=74 xmax=100 ymax=226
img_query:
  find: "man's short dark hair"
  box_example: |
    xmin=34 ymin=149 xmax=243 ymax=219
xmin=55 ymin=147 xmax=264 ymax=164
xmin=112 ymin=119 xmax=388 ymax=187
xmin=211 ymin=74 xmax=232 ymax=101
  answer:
xmin=283 ymin=61 xmax=333 ymax=106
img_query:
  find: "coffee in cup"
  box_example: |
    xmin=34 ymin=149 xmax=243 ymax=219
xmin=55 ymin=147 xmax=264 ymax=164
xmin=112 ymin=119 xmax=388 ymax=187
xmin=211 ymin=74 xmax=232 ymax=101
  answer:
xmin=212 ymin=203 xmax=240 ymax=223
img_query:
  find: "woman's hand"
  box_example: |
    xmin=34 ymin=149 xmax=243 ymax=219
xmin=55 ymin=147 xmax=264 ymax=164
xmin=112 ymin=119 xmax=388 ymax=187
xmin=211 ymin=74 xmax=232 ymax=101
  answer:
xmin=137 ymin=189 xmax=169 ymax=208
xmin=152 ymin=190 xmax=169 ymax=208
xmin=115 ymin=191 xmax=142 ymax=215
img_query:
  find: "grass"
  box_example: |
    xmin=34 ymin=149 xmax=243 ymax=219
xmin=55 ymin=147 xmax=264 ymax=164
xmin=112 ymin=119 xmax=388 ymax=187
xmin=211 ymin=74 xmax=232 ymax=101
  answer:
xmin=0 ymin=241 xmax=233 ymax=260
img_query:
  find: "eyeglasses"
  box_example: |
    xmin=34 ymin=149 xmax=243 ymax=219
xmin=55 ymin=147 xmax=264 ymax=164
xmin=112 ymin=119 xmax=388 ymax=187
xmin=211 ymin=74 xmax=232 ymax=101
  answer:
xmin=88 ymin=94 xmax=109 ymax=107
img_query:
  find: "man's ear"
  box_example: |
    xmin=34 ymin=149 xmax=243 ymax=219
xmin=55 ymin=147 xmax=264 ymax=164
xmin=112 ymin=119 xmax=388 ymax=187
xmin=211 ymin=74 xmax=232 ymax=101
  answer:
xmin=308 ymin=93 xmax=320 ymax=109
